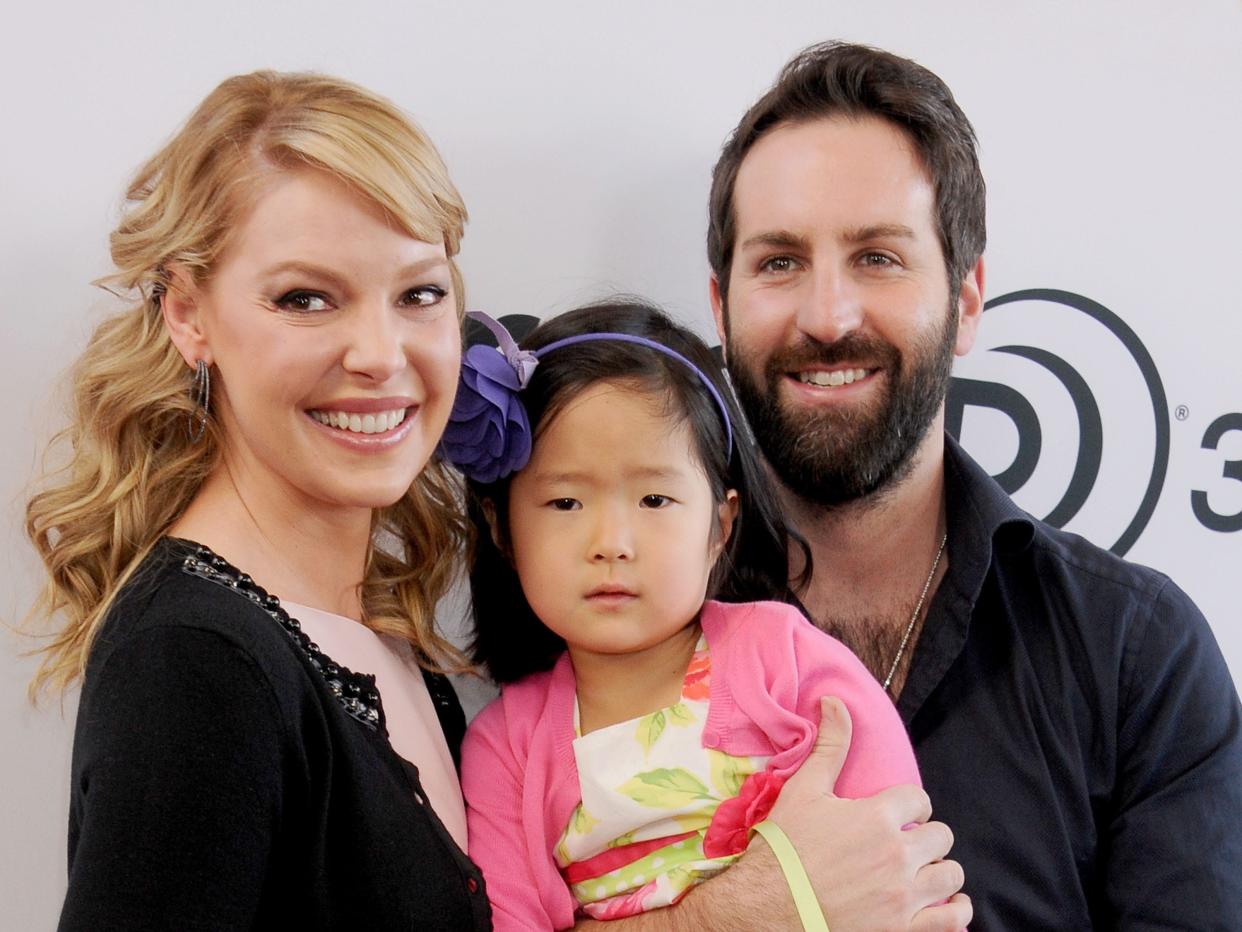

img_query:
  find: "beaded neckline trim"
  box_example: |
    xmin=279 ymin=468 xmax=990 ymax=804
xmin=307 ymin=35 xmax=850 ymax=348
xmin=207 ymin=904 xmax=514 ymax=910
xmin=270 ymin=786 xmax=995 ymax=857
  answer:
xmin=173 ymin=539 xmax=384 ymax=731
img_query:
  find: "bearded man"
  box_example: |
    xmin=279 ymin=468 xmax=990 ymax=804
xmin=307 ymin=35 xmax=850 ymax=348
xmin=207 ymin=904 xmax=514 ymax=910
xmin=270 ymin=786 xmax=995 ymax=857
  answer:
xmin=709 ymin=41 xmax=1242 ymax=929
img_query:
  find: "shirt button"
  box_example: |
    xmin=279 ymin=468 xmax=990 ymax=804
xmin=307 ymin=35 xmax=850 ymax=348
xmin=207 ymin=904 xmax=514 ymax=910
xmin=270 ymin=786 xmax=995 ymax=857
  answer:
xmin=466 ymin=877 xmax=479 ymax=893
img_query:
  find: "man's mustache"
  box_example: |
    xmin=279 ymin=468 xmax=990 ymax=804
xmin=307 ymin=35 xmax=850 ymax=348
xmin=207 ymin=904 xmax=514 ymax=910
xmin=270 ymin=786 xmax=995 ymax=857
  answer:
xmin=763 ymin=334 xmax=901 ymax=376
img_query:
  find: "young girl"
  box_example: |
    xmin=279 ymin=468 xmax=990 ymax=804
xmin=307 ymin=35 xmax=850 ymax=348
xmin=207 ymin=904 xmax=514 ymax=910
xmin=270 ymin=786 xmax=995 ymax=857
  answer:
xmin=446 ymin=301 xmax=922 ymax=931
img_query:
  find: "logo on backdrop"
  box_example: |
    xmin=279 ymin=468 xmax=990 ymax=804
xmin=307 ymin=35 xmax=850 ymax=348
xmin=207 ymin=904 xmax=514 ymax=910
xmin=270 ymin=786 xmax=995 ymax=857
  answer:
xmin=946 ymin=289 xmax=1170 ymax=557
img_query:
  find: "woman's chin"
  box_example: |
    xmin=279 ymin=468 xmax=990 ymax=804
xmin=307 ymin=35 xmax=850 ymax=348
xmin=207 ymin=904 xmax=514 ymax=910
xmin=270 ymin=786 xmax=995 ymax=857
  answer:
xmin=338 ymin=483 xmax=418 ymax=512
xmin=285 ymin=470 xmax=423 ymax=513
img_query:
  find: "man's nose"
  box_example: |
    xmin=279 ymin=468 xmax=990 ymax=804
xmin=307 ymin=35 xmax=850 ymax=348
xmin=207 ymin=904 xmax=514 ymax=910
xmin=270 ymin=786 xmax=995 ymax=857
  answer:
xmin=795 ymin=266 xmax=864 ymax=344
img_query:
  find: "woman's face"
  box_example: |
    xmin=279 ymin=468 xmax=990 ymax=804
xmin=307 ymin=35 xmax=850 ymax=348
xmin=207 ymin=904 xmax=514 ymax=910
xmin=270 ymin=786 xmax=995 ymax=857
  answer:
xmin=173 ymin=167 xmax=461 ymax=515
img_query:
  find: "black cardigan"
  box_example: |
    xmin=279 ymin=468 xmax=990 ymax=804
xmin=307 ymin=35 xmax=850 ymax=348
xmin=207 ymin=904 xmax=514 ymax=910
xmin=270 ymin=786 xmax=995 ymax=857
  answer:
xmin=60 ymin=538 xmax=491 ymax=930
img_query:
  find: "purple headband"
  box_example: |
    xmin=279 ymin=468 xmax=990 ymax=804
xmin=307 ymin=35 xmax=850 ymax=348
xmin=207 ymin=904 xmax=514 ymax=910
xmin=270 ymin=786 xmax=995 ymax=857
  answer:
xmin=439 ymin=311 xmax=734 ymax=483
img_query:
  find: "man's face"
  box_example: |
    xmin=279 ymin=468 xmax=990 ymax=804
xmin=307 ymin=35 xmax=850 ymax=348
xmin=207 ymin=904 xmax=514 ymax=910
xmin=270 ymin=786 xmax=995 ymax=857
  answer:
xmin=713 ymin=115 xmax=980 ymax=508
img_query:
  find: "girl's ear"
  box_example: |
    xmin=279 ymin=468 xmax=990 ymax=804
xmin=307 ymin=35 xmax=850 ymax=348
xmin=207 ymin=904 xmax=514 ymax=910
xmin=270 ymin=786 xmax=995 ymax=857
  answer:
xmin=480 ymin=498 xmax=507 ymax=556
xmin=714 ymin=489 xmax=740 ymax=556
xmin=160 ymin=263 xmax=212 ymax=369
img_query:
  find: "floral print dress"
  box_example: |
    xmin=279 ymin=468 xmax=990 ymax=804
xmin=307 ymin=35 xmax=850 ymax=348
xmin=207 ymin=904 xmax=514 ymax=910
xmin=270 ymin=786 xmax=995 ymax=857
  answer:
xmin=554 ymin=633 xmax=778 ymax=919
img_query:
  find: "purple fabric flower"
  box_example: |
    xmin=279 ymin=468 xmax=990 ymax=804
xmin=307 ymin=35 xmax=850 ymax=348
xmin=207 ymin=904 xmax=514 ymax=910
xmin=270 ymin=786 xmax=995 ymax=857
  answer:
xmin=439 ymin=343 xmax=534 ymax=483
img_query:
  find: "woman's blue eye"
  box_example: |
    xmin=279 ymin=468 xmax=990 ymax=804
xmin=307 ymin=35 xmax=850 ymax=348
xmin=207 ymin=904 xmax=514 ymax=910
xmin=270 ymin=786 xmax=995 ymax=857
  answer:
xmin=403 ymin=285 xmax=447 ymax=307
xmin=641 ymin=494 xmax=672 ymax=508
xmin=275 ymin=290 xmax=330 ymax=313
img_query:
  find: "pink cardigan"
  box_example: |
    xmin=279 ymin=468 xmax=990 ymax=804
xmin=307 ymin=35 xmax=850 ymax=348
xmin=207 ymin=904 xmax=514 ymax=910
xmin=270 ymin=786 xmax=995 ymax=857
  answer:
xmin=460 ymin=600 xmax=922 ymax=931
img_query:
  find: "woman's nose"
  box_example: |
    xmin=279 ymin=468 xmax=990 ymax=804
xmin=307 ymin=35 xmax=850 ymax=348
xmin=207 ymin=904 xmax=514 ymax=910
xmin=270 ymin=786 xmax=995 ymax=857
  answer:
xmin=341 ymin=300 xmax=406 ymax=382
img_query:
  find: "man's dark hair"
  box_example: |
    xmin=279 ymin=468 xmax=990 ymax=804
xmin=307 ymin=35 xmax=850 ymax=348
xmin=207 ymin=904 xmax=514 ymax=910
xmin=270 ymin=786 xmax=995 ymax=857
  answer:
xmin=707 ymin=41 xmax=986 ymax=300
xmin=466 ymin=299 xmax=809 ymax=684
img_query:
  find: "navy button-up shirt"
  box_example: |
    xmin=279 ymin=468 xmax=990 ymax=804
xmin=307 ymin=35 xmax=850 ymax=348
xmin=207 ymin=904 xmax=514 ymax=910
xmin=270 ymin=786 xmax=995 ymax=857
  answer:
xmin=897 ymin=437 xmax=1242 ymax=929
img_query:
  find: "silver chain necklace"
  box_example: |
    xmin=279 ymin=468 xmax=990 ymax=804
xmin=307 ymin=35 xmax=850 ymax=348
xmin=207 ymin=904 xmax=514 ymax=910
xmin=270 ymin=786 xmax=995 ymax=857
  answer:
xmin=882 ymin=531 xmax=948 ymax=694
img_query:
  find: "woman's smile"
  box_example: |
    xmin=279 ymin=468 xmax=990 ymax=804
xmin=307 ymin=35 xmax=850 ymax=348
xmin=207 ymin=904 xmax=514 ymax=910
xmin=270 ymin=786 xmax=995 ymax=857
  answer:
xmin=305 ymin=404 xmax=419 ymax=450
xmin=305 ymin=394 xmax=420 ymax=449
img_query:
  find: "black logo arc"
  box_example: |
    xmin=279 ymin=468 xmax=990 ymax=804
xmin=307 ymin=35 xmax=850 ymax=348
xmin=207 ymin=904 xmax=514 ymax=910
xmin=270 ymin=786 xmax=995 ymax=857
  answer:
xmin=946 ymin=289 xmax=1170 ymax=557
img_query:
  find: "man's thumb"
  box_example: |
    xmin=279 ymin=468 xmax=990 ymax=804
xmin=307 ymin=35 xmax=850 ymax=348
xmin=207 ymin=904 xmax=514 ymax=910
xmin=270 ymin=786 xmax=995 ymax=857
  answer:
xmin=809 ymin=696 xmax=852 ymax=794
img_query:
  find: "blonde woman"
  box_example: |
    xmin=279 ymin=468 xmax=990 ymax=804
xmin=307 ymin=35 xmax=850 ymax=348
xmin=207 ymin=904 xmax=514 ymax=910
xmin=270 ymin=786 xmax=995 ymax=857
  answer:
xmin=27 ymin=72 xmax=490 ymax=929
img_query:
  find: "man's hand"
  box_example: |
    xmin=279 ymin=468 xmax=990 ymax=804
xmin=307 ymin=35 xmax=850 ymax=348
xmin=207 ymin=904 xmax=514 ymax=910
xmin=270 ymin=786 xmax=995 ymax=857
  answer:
xmin=577 ymin=697 xmax=969 ymax=931
xmin=761 ymin=696 xmax=970 ymax=930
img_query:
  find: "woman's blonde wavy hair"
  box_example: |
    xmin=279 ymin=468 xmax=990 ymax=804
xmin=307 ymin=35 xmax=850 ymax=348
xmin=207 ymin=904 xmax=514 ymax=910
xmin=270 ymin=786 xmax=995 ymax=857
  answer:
xmin=26 ymin=70 xmax=471 ymax=698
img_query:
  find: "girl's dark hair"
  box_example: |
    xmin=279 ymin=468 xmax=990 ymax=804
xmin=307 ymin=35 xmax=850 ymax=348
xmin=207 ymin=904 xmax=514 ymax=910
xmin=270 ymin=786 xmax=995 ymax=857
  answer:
xmin=467 ymin=298 xmax=810 ymax=684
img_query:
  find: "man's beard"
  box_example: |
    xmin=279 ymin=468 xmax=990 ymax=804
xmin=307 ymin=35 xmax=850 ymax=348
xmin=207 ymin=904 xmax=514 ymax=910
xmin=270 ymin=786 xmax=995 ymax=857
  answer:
xmin=727 ymin=308 xmax=958 ymax=510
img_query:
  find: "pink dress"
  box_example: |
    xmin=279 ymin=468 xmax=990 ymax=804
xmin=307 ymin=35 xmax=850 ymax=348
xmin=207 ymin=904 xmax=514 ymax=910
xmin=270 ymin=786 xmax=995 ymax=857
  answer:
xmin=557 ymin=633 xmax=776 ymax=918
xmin=462 ymin=600 xmax=922 ymax=931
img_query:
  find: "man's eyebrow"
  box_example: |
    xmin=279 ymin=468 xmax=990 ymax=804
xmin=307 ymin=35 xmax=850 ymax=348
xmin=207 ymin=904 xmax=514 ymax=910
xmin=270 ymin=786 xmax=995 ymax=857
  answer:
xmin=843 ymin=223 xmax=917 ymax=243
xmin=737 ymin=225 xmax=916 ymax=253
xmin=737 ymin=230 xmax=812 ymax=253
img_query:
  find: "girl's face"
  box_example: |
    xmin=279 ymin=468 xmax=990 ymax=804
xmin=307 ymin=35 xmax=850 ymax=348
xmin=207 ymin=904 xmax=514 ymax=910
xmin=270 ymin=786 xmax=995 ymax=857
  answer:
xmin=506 ymin=381 xmax=737 ymax=665
xmin=164 ymin=167 xmax=461 ymax=518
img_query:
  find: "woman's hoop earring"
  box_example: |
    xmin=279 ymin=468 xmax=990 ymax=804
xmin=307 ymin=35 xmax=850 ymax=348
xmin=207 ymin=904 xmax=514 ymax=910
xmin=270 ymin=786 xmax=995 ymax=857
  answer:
xmin=188 ymin=360 xmax=210 ymax=443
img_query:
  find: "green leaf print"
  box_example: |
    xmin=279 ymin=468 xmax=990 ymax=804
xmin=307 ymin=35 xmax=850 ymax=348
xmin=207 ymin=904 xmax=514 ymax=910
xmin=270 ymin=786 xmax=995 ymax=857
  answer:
xmin=636 ymin=710 xmax=667 ymax=754
xmin=618 ymin=768 xmax=712 ymax=808
xmin=572 ymin=806 xmax=600 ymax=835
xmin=666 ymin=702 xmax=696 ymax=727
xmin=707 ymin=749 xmax=756 ymax=797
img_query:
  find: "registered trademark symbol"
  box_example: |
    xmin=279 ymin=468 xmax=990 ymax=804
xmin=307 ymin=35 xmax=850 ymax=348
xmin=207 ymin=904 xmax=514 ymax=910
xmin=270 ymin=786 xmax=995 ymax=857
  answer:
xmin=1175 ymin=405 xmax=1190 ymax=421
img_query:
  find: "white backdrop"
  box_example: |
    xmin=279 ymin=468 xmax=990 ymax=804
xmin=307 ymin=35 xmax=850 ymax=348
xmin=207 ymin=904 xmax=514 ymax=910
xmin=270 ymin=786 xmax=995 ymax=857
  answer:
xmin=3 ymin=1 xmax=1240 ymax=925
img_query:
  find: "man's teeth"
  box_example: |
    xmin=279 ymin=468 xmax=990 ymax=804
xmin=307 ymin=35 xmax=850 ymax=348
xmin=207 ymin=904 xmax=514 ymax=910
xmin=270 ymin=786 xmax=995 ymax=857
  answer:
xmin=310 ymin=408 xmax=408 ymax=434
xmin=798 ymin=368 xmax=869 ymax=387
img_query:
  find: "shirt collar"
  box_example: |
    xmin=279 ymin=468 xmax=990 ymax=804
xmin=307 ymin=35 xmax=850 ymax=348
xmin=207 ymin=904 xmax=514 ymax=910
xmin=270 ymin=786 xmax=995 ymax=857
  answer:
xmin=943 ymin=432 xmax=1036 ymax=554
xmin=895 ymin=434 xmax=1035 ymax=721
